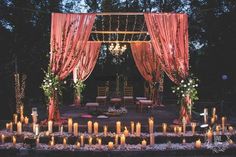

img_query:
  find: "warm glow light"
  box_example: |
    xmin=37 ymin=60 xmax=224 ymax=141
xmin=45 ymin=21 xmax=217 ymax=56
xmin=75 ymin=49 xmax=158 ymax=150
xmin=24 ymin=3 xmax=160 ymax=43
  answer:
xmin=109 ymin=42 xmax=127 ymax=57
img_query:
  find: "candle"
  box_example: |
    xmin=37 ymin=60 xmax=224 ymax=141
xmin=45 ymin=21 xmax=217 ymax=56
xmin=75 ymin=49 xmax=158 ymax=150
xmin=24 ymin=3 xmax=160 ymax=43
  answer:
xmin=228 ymin=126 xmax=234 ymax=133
xmin=94 ymin=122 xmax=98 ymax=135
xmin=108 ymin=142 xmax=113 ymax=150
xmin=35 ymin=124 xmax=39 ymax=136
xmin=131 ymin=121 xmax=134 ymax=134
xmin=195 ymin=139 xmax=201 ymax=149
xmin=9 ymin=122 xmax=13 ymax=132
xmin=12 ymin=136 xmax=16 ymax=145
xmin=48 ymin=120 xmax=53 ymax=133
xmin=31 ymin=108 xmax=38 ymax=124
xmin=104 ymin=125 xmax=108 ymax=136
xmin=182 ymin=117 xmax=186 ymax=134
xmin=20 ymin=115 xmax=24 ymax=123
xmin=45 ymin=131 xmax=50 ymax=136
xmin=68 ymin=118 xmax=73 ymax=133
xmin=115 ymin=134 xmax=119 ymax=146
xmin=211 ymin=117 xmax=215 ymax=124
xmin=178 ymin=126 xmax=182 ymax=135
xmin=73 ymin=123 xmax=78 ymax=136
xmin=182 ymin=138 xmax=186 ymax=144
xmin=123 ymin=127 xmax=129 ymax=137
xmin=150 ymin=133 xmax=155 ymax=145
xmin=36 ymin=137 xmax=39 ymax=145
xmin=216 ymin=125 xmax=220 ymax=135
xmin=6 ymin=123 xmax=9 ymax=130
xmin=141 ymin=139 xmax=147 ymax=149
xmin=88 ymin=121 xmax=92 ymax=134
xmin=120 ymin=134 xmax=126 ymax=145
xmin=207 ymin=129 xmax=213 ymax=143
xmin=116 ymin=121 xmax=121 ymax=134
xmin=24 ymin=117 xmax=29 ymax=125
xmin=174 ymin=126 xmax=177 ymax=134
xmin=1 ymin=134 xmax=5 ymax=143
xmin=50 ymin=136 xmax=55 ymax=146
xmin=222 ymin=117 xmax=226 ymax=133
xmin=20 ymin=105 xmax=24 ymax=118
xmin=149 ymin=118 xmax=154 ymax=134
xmin=204 ymin=108 xmax=208 ymax=124
xmin=63 ymin=137 xmax=67 ymax=146
xmin=212 ymin=107 xmax=216 ymax=118
xmin=60 ymin=125 xmax=64 ymax=135
xmin=136 ymin=122 xmax=141 ymax=137
xmin=162 ymin=123 xmax=167 ymax=135
xmin=76 ymin=142 xmax=81 ymax=148
xmin=88 ymin=136 xmax=92 ymax=146
xmin=17 ymin=121 xmax=22 ymax=134
xmin=97 ymin=138 xmax=102 ymax=148
xmin=80 ymin=134 xmax=84 ymax=147
xmin=13 ymin=114 xmax=18 ymax=124
xmin=191 ymin=122 xmax=196 ymax=135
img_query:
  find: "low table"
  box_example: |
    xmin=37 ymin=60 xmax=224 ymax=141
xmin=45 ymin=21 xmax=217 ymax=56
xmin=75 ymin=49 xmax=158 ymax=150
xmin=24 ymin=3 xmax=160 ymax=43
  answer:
xmin=110 ymin=98 xmax=122 ymax=109
xmin=85 ymin=102 xmax=99 ymax=111
xmin=138 ymin=99 xmax=153 ymax=112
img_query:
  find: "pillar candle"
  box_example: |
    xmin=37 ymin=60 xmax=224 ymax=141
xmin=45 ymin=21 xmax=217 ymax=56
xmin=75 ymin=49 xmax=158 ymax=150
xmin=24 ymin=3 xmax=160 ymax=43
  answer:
xmin=68 ymin=118 xmax=73 ymax=133
xmin=162 ymin=123 xmax=167 ymax=135
xmin=174 ymin=126 xmax=177 ymax=134
xmin=207 ymin=129 xmax=213 ymax=143
xmin=216 ymin=125 xmax=220 ymax=135
xmin=149 ymin=118 xmax=154 ymax=134
xmin=178 ymin=126 xmax=182 ymax=135
xmin=50 ymin=140 xmax=54 ymax=146
xmin=88 ymin=137 xmax=92 ymax=146
xmin=20 ymin=115 xmax=24 ymax=123
xmin=97 ymin=138 xmax=102 ymax=148
xmin=141 ymin=139 xmax=147 ymax=149
xmin=182 ymin=117 xmax=186 ymax=134
xmin=116 ymin=121 xmax=121 ymax=134
xmin=228 ymin=126 xmax=234 ymax=133
xmin=115 ymin=134 xmax=119 ymax=145
xmin=211 ymin=117 xmax=215 ymax=124
xmin=13 ymin=114 xmax=18 ymax=124
xmin=1 ymin=134 xmax=5 ymax=143
xmin=195 ymin=139 xmax=201 ymax=149
xmin=88 ymin=121 xmax=92 ymax=134
xmin=6 ymin=123 xmax=9 ymax=130
xmin=12 ymin=136 xmax=16 ymax=145
xmin=9 ymin=122 xmax=13 ymax=132
xmin=94 ymin=122 xmax=98 ymax=135
xmin=45 ymin=131 xmax=50 ymax=136
xmin=191 ymin=122 xmax=196 ymax=135
xmin=73 ymin=123 xmax=78 ymax=136
xmin=60 ymin=125 xmax=64 ymax=135
xmin=212 ymin=107 xmax=216 ymax=118
xmin=204 ymin=108 xmax=208 ymax=124
xmin=63 ymin=137 xmax=67 ymax=146
xmin=131 ymin=121 xmax=134 ymax=134
xmin=20 ymin=105 xmax=24 ymax=118
xmin=17 ymin=121 xmax=22 ymax=134
xmin=222 ymin=117 xmax=226 ymax=133
xmin=104 ymin=125 xmax=108 ymax=136
xmin=48 ymin=120 xmax=53 ymax=133
xmin=35 ymin=124 xmax=39 ymax=136
xmin=136 ymin=122 xmax=141 ymax=137
xmin=108 ymin=142 xmax=113 ymax=150
xmin=36 ymin=137 xmax=39 ymax=145
xmin=123 ymin=127 xmax=129 ymax=137
xmin=24 ymin=117 xmax=29 ymax=125
xmin=76 ymin=142 xmax=81 ymax=148
xmin=150 ymin=133 xmax=155 ymax=145
xmin=120 ymin=134 xmax=125 ymax=145
xmin=33 ymin=123 xmax=36 ymax=133
xmin=80 ymin=134 xmax=84 ymax=147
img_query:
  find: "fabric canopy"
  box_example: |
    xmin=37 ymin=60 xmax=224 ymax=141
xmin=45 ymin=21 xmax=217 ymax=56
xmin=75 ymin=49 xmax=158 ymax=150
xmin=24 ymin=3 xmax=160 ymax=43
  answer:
xmin=144 ymin=13 xmax=189 ymax=84
xmin=73 ymin=41 xmax=101 ymax=82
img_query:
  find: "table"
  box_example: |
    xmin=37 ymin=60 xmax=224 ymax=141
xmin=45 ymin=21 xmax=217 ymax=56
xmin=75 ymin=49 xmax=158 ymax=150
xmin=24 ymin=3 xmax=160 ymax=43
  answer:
xmin=85 ymin=102 xmax=99 ymax=111
xmin=138 ymin=100 xmax=153 ymax=112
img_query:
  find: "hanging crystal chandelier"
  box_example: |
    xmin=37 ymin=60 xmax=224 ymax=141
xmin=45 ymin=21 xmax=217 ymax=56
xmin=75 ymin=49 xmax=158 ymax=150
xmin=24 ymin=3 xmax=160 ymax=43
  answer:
xmin=108 ymin=42 xmax=127 ymax=57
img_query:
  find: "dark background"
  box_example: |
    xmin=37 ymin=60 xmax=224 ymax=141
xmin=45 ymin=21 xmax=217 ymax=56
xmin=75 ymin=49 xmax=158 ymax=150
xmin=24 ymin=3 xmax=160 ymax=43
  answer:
xmin=0 ymin=0 xmax=236 ymax=119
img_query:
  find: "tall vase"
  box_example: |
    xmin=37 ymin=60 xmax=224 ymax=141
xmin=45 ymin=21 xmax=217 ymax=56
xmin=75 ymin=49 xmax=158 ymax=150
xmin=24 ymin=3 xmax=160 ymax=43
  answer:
xmin=74 ymin=92 xmax=81 ymax=106
xmin=180 ymin=95 xmax=192 ymax=124
xmin=48 ymin=91 xmax=61 ymax=122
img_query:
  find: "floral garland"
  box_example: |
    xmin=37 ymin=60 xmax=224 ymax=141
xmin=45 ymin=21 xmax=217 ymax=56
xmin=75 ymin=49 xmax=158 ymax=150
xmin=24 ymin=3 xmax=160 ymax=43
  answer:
xmin=172 ymin=74 xmax=199 ymax=122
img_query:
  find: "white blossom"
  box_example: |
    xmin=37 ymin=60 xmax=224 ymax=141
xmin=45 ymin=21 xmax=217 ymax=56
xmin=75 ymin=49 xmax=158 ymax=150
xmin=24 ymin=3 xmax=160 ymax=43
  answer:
xmin=181 ymin=80 xmax=184 ymax=83
xmin=184 ymin=85 xmax=187 ymax=87
xmin=177 ymin=87 xmax=180 ymax=90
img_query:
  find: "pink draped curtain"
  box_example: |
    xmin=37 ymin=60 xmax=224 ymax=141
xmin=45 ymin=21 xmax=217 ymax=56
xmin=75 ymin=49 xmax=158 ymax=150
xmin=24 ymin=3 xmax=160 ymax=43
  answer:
xmin=130 ymin=42 xmax=161 ymax=104
xmin=144 ymin=13 xmax=189 ymax=84
xmin=48 ymin=13 xmax=96 ymax=121
xmin=73 ymin=41 xmax=101 ymax=82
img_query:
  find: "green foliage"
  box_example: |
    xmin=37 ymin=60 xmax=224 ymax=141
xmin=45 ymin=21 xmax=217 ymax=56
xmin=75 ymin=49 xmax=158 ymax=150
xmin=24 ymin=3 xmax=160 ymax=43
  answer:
xmin=73 ymin=80 xmax=86 ymax=96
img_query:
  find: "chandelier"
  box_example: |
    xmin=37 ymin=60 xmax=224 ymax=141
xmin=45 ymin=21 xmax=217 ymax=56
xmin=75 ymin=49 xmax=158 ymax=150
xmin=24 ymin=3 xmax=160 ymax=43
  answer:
xmin=108 ymin=42 xmax=127 ymax=57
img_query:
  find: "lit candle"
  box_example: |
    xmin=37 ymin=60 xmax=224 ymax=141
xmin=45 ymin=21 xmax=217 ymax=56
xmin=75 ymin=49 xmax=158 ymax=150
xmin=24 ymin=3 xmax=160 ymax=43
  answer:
xmin=94 ymin=122 xmax=98 ymax=135
xmin=115 ymin=134 xmax=119 ymax=146
xmin=48 ymin=120 xmax=53 ymax=133
xmin=20 ymin=105 xmax=24 ymax=118
xmin=141 ymin=139 xmax=147 ymax=149
xmin=212 ymin=107 xmax=216 ymax=118
xmin=131 ymin=121 xmax=134 ymax=134
xmin=60 ymin=125 xmax=64 ymax=135
xmin=123 ymin=127 xmax=129 ymax=137
xmin=88 ymin=136 xmax=92 ymax=146
xmin=120 ymin=134 xmax=126 ymax=145
xmin=182 ymin=117 xmax=186 ymax=134
xmin=17 ymin=121 xmax=22 ymax=134
xmin=35 ymin=124 xmax=39 ymax=136
xmin=136 ymin=122 xmax=141 ymax=137
xmin=73 ymin=123 xmax=78 ymax=136
xmin=195 ymin=139 xmax=201 ymax=149
xmin=9 ymin=122 xmax=13 ymax=132
xmin=211 ymin=117 xmax=215 ymax=124
xmin=45 ymin=131 xmax=50 ymax=136
xmin=108 ymin=142 xmax=113 ymax=150
xmin=24 ymin=117 xmax=29 ymax=125
xmin=162 ymin=123 xmax=167 ymax=135
xmin=104 ymin=125 xmax=108 ymax=136
xmin=13 ymin=114 xmax=18 ymax=124
xmin=228 ymin=126 xmax=234 ymax=133
xmin=116 ymin=121 xmax=121 ymax=134
xmin=20 ymin=115 xmax=24 ymax=123
xmin=204 ymin=108 xmax=208 ymax=124
xmin=68 ymin=118 xmax=73 ymax=133
xmin=178 ymin=126 xmax=182 ymax=135
xmin=88 ymin=121 xmax=92 ymax=134
xmin=80 ymin=134 xmax=84 ymax=147
xmin=191 ymin=122 xmax=196 ymax=135
xmin=222 ymin=117 xmax=226 ymax=133
xmin=149 ymin=118 xmax=154 ymax=134
xmin=1 ymin=134 xmax=5 ymax=143
xmin=207 ymin=129 xmax=213 ymax=143
xmin=97 ymin=138 xmax=102 ymax=148
xmin=174 ymin=126 xmax=177 ymax=134
xmin=36 ymin=137 xmax=39 ymax=145
xmin=31 ymin=108 xmax=38 ymax=124
xmin=182 ymin=138 xmax=186 ymax=144
xmin=216 ymin=125 xmax=220 ymax=135
xmin=76 ymin=142 xmax=81 ymax=148
xmin=150 ymin=133 xmax=155 ymax=145
xmin=50 ymin=136 xmax=55 ymax=146
xmin=12 ymin=136 xmax=16 ymax=145
xmin=6 ymin=123 xmax=9 ymax=130
xmin=63 ymin=137 xmax=67 ymax=146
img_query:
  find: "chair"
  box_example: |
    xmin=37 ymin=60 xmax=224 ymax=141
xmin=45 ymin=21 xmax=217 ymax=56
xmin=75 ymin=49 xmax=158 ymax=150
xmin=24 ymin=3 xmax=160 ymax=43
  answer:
xmin=96 ymin=86 xmax=108 ymax=105
xmin=123 ymin=86 xmax=134 ymax=105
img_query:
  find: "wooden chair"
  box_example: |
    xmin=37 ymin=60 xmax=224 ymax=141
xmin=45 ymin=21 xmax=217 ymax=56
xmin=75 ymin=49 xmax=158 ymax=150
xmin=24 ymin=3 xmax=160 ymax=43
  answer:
xmin=123 ymin=86 xmax=134 ymax=105
xmin=96 ymin=86 xmax=108 ymax=105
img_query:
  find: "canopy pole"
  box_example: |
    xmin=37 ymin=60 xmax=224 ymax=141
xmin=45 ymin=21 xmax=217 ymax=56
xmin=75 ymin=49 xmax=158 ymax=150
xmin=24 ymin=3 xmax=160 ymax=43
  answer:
xmin=96 ymin=12 xmax=144 ymax=16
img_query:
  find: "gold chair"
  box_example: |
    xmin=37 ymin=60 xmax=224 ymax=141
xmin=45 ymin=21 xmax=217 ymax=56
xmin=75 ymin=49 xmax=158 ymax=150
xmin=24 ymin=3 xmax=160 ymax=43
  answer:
xmin=123 ymin=86 xmax=134 ymax=105
xmin=96 ymin=86 xmax=108 ymax=105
